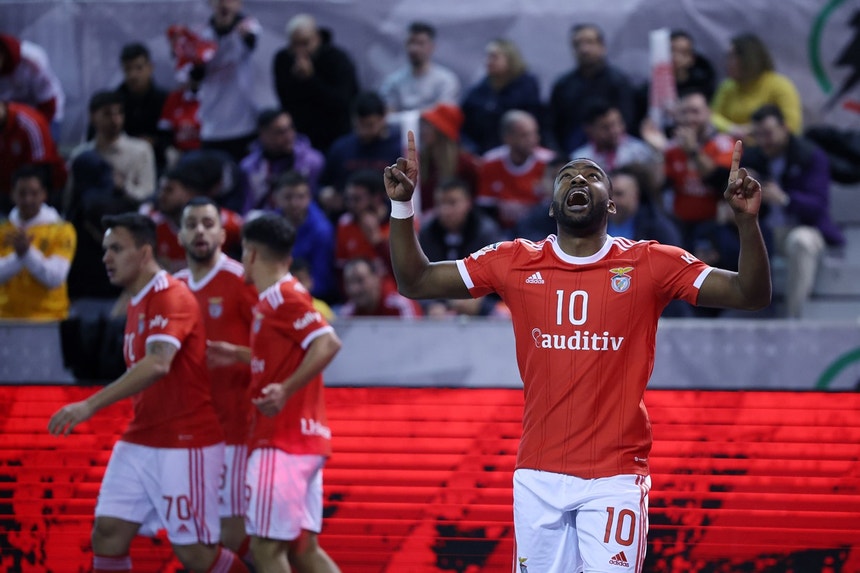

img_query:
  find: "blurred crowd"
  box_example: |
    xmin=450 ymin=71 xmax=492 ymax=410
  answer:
xmin=0 ymin=1 xmax=852 ymax=321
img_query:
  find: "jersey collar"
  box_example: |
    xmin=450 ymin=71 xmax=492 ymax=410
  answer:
xmin=550 ymin=234 xmax=615 ymax=265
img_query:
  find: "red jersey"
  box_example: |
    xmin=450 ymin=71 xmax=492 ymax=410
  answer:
xmin=151 ymin=209 xmax=243 ymax=272
xmin=458 ymin=235 xmax=712 ymax=479
xmin=158 ymin=88 xmax=202 ymax=152
xmin=248 ymin=274 xmax=334 ymax=456
xmin=175 ymin=254 xmax=257 ymax=444
xmin=0 ymin=101 xmax=66 ymax=196
xmin=664 ymin=133 xmax=735 ymax=222
xmin=338 ymin=277 xmax=423 ymax=317
xmin=334 ymin=213 xmax=390 ymax=268
xmin=121 ymin=270 xmax=223 ymax=447
xmin=477 ymin=145 xmax=554 ymax=228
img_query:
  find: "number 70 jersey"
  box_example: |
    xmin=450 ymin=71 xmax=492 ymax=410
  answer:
xmin=457 ymin=235 xmax=712 ymax=480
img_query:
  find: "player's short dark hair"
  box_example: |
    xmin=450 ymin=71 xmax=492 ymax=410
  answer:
xmin=11 ymin=164 xmax=49 ymax=190
xmin=571 ymin=23 xmax=604 ymax=44
xmin=408 ymin=21 xmax=436 ymax=38
xmin=273 ymin=170 xmax=309 ymax=191
xmin=352 ymin=91 xmax=386 ymax=118
xmin=582 ymin=98 xmax=617 ymax=125
xmin=346 ymin=169 xmax=385 ymax=197
xmin=256 ymin=108 xmax=287 ymax=131
xmin=102 ymin=212 xmax=157 ymax=250
xmin=183 ymin=196 xmax=221 ymax=217
xmin=242 ymin=214 xmax=296 ymax=259
xmin=751 ymin=104 xmax=785 ymax=125
xmin=88 ymin=90 xmax=125 ymax=113
xmin=120 ymin=42 xmax=150 ymax=63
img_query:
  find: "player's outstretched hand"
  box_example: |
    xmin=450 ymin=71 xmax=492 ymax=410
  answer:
xmin=383 ymin=130 xmax=419 ymax=202
xmin=48 ymin=401 xmax=94 ymax=436
xmin=724 ymin=140 xmax=762 ymax=217
xmin=207 ymin=340 xmax=238 ymax=368
xmin=252 ymin=383 xmax=289 ymax=417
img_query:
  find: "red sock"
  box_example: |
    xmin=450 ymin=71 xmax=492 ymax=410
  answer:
xmin=206 ymin=546 xmax=249 ymax=573
xmin=236 ymin=536 xmax=252 ymax=561
xmin=93 ymin=553 xmax=131 ymax=573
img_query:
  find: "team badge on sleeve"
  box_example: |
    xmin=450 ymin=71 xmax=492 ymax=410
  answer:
xmin=208 ymin=297 xmax=223 ymax=318
xmin=609 ymin=267 xmax=633 ymax=293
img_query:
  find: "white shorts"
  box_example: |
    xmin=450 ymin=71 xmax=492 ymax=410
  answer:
xmin=245 ymin=448 xmax=324 ymax=541
xmin=513 ymin=469 xmax=650 ymax=573
xmin=220 ymin=444 xmax=249 ymax=518
xmin=95 ymin=440 xmax=224 ymax=545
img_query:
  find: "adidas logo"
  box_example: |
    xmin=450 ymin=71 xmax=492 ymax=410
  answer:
xmin=609 ymin=551 xmax=630 ymax=567
xmin=525 ymin=271 xmax=545 ymax=284
xmin=177 ymin=524 xmax=190 ymax=534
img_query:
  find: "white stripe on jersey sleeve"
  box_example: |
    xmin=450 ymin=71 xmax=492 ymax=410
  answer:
xmin=455 ymin=259 xmax=475 ymax=289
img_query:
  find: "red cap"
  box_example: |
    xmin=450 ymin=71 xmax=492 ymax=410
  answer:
xmin=420 ymin=103 xmax=464 ymax=142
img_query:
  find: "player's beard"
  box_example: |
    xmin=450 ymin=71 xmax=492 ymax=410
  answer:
xmin=188 ymin=242 xmax=218 ymax=264
xmin=551 ymin=198 xmax=610 ymax=238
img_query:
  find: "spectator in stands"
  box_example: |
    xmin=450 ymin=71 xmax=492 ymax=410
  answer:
xmin=417 ymin=102 xmax=480 ymax=214
xmin=711 ymin=33 xmax=802 ymax=140
xmin=334 ymin=170 xmax=391 ymax=279
xmin=271 ymin=170 xmax=335 ymax=302
xmin=290 ymin=257 xmax=335 ymax=321
xmin=318 ymin=91 xmax=401 ymax=220
xmin=477 ymin=109 xmax=555 ymax=230
xmin=670 ymin=30 xmax=717 ymax=102
xmin=115 ymin=43 xmax=169 ymax=172
xmin=607 ymin=166 xmax=682 ymax=247
xmin=515 ymin=154 xmax=568 ymax=242
xmin=572 ymin=99 xmax=662 ymax=195
xmin=0 ymin=99 xmax=66 ymax=213
xmin=174 ymin=148 xmax=245 ymax=214
xmin=379 ymin=21 xmax=460 ymax=113
xmin=148 ymin=163 xmax=243 ymax=272
xmin=68 ymin=90 xmax=156 ymax=206
xmin=194 ymin=0 xmax=260 ymax=162
xmin=273 ymin=13 xmax=359 ymax=154
xmin=461 ymin=38 xmax=543 ymax=155
xmin=642 ymin=89 xmax=735 ymax=250
xmin=743 ymin=105 xmax=844 ymax=319
xmin=338 ymin=257 xmax=422 ymax=318
xmin=418 ymin=178 xmax=504 ymax=317
xmin=0 ymin=33 xmax=65 ymax=135
xmin=0 ymin=165 xmax=75 ymax=320
xmin=239 ymin=108 xmax=324 ymax=213
xmin=548 ymin=23 xmax=636 ymax=154
xmin=158 ymin=81 xmax=202 ymax=157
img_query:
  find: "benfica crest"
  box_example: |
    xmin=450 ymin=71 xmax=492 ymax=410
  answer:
xmin=252 ymin=310 xmax=264 ymax=334
xmin=610 ymin=267 xmax=633 ymax=293
xmin=208 ymin=297 xmax=223 ymax=318
xmin=137 ymin=313 xmax=146 ymax=334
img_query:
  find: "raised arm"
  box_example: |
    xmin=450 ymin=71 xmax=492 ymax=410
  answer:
xmin=384 ymin=131 xmax=471 ymax=300
xmin=696 ymin=141 xmax=772 ymax=310
xmin=47 ymin=340 xmax=179 ymax=436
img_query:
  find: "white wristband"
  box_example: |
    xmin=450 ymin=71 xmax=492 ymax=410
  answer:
xmin=390 ymin=199 xmax=415 ymax=219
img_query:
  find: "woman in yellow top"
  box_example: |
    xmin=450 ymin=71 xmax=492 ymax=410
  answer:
xmin=711 ymin=33 xmax=802 ymax=139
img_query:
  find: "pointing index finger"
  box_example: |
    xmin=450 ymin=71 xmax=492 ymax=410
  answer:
xmin=407 ymin=130 xmax=416 ymax=163
xmin=730 ymin=140 xmax=742 ymax=182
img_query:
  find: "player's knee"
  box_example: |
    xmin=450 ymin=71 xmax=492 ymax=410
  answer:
xmin=91 ymin=517 xmax=135 ymax=554
xmin=288 ymin=530 xmax=320 ymax=564
xmin=171 ymin=543 xmax=218 ymax=573
xmin=220 ymin=517 xmax=247 ymax=552
xmin=250 ymin=535 xmax=290 ymax=567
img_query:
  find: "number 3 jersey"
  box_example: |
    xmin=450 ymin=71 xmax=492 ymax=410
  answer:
xmin=122 ymin=270 xmax=224 ymax=448
xmin=248 ymin=274 xmax=335 ymax=456
xmin=458 ymin=235 xmax=712 ymax=479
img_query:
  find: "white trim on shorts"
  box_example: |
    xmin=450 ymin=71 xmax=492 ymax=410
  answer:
xmin=95 ymin=440 xmax=225 ymax=545
xmin=512 ymin=469 xmax=650 ymax=573
xmin=245 ymin=448 xmax=325 ymax=541
xmin=220 ymin=444 xmax=249 ymax=518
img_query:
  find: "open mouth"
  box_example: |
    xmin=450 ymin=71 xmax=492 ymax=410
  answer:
xmin=565 ymin=188 xmax=590 ymax=211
